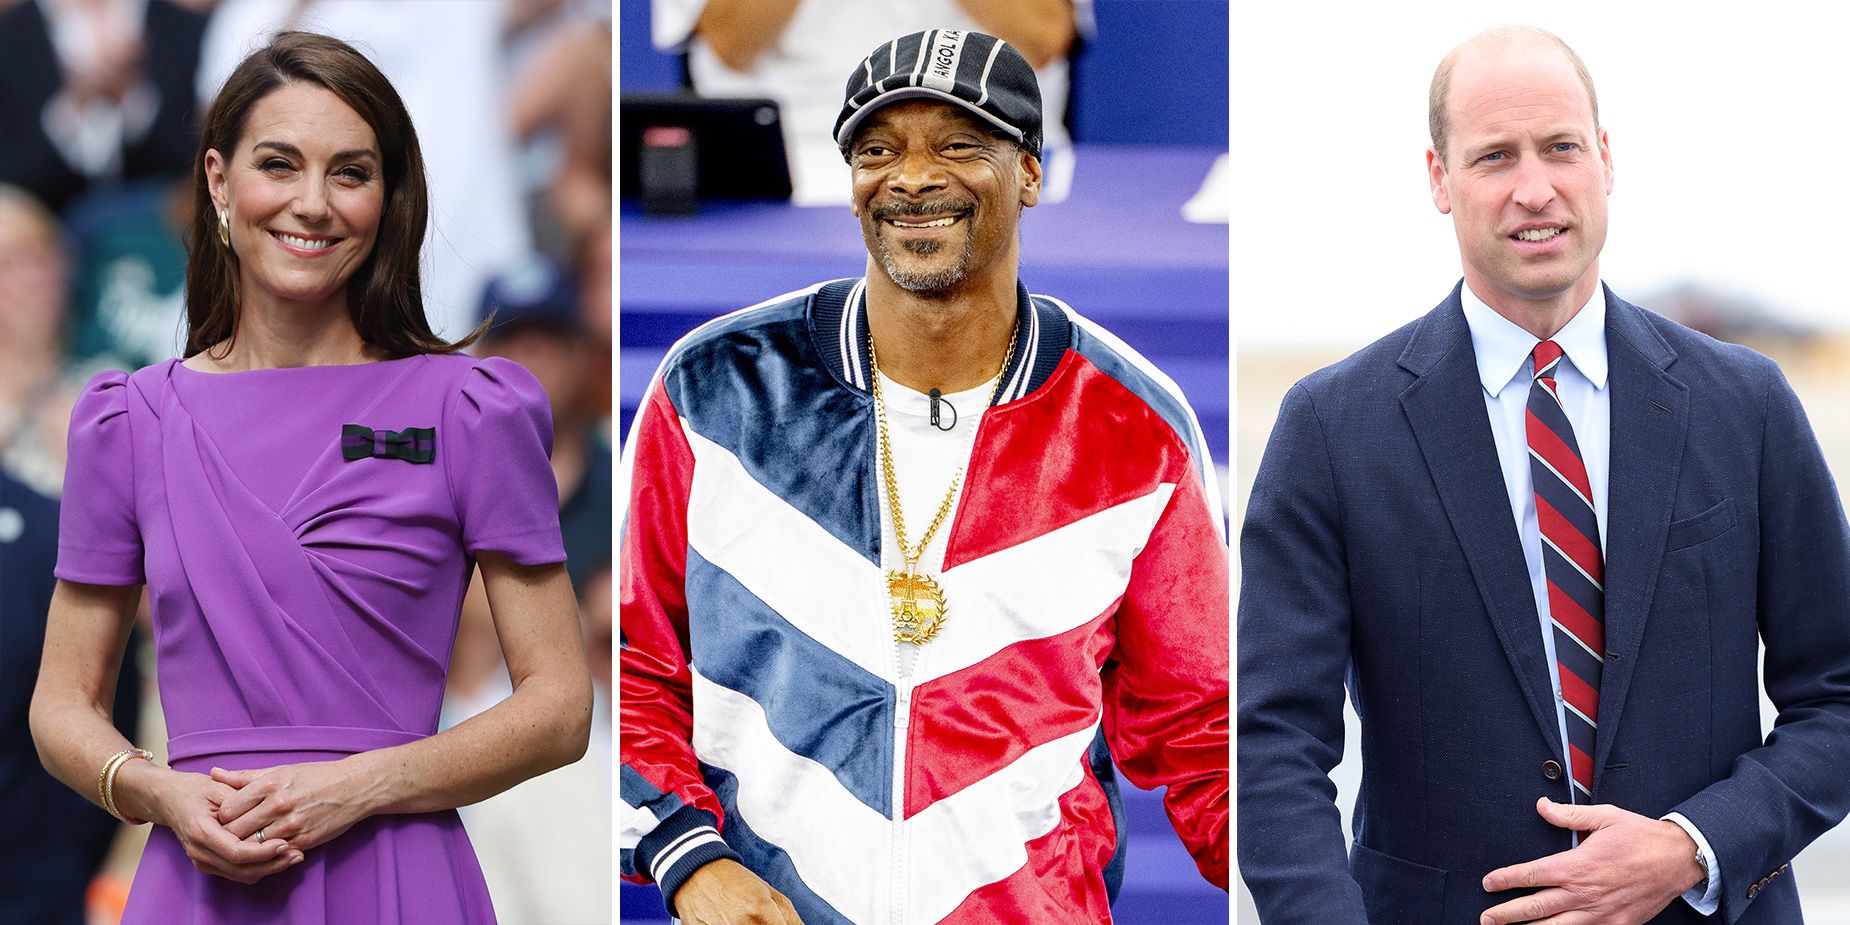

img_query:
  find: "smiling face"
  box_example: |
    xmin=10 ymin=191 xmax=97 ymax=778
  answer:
xmin=848 ymin=100 xmax=1040 ymax=295
xmin=1428 ymin=40 xmax=1613 ymax=319
xmin=206 ymin=81 xmax=384 ymax=319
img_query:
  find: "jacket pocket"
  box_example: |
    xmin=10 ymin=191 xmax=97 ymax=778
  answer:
xmin=1350 ymin=841 xmax=1447 ymax=925
xmin=1665 ymin=498 xmax=1736 ymax=552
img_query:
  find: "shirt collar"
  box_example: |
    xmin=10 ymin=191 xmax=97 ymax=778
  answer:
xmin=1459 ymin=282 xmax=1609 ymax=397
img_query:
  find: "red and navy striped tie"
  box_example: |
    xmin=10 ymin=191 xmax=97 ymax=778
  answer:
xmin=1527 ymin=340 xmax=1604 ymax=799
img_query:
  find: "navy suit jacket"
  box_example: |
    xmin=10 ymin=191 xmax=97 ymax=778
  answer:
xmin=1238 ymin=286 xmax=1850 ymax=925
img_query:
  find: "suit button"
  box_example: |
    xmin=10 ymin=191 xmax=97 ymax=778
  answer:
xmin=1541 ymin=760 xmax=1563 ymax=781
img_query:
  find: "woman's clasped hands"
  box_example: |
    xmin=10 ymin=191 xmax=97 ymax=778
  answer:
xmin=144 ymin=758 xmax=373 ymax=885
xmin=144 ymin=769 xmax=303 ymax=885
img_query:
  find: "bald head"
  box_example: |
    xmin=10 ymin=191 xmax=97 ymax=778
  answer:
xmin=1430 ymin=26 xmax=1598 ymax=163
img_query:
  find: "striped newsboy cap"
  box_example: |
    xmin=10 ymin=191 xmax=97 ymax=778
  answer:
xmin=834 ymin=29 xmax=1042 ymax=160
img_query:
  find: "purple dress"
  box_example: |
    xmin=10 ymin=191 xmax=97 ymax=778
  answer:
xmin=56 ymin=354 xmax=566 ymax=924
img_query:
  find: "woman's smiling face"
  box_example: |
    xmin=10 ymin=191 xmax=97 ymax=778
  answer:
xmin=206 ymin=81 xmax=385 ymax=317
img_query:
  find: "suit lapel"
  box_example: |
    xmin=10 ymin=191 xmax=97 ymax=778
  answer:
xmin=1591 ymin=291 xmax=1688 ymax=791
xmin=1398 ymin=289 xmax=1564 ymax=758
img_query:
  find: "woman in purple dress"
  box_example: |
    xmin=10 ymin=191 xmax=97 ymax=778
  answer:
xmin=28 ymin=33 xmax=593 ymax=924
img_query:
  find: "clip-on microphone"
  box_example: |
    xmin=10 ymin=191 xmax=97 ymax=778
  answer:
xmin=928 ymin=389 xmax=957 ymax=431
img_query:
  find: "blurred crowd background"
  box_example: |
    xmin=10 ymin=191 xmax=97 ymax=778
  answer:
xmin=0 ymin=1 xmax=613 ymax=923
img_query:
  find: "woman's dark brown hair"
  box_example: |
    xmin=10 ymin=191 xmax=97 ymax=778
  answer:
xmin=184 ymin=31 xmax=485 ymax=358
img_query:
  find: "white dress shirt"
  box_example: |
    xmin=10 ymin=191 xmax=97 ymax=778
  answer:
xmin=1461 ymin=282 xmax=1720 ymax=913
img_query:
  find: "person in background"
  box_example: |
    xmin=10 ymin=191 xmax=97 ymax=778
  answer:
xmin=507 ymin=0 xmax=612 ymax=261
xmin=0 ymin=185 xmax=80 ymax=498
xmin=652 ymin=0 xmax=1087 ymax=204
xmin=1 ymin=465 xmax=142 ymax=925
xmin=59 ymin=173 xmax=195 ymax=371
xmin=443 ymin=253 xmax=613 ymax=922
xmin=0 ymin=0 xmax=208 ymax=213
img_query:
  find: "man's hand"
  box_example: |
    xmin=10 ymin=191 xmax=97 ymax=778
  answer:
xmin=1479 ymin=798 xmax=1706 ymax=925
xmin=675 ymin=858 xmax=804 ymax=925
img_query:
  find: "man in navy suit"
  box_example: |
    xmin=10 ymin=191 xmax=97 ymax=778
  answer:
xmin=1238 ymin=26 xmax=1850 ymax=925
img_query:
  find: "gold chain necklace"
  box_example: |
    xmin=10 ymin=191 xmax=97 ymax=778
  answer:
xmin=869 ymin=321 xmax=1018 ymax=645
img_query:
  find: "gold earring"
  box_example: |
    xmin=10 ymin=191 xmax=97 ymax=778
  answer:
xmin=217 ymin=210 xmax=230 ymax=247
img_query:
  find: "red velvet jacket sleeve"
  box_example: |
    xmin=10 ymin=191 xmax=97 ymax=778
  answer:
xmin=1103 ymin=450 xmax=1231 ymax=889
xmin=618 ymin=378 xmax=742 ymax=909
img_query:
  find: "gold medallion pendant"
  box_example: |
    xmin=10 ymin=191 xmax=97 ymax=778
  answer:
xmin=868 ymin=319 xmax=1017 ymax=648
xmin=888 ymin=569 xmax=948 ymax=645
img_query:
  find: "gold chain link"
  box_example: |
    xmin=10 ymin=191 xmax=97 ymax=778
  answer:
xmin=869 ymin=320 xmax=1019 ymax=567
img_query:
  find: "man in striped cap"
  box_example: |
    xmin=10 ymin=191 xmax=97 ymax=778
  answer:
xmin=1240 ymin=25 xmax=1850 ymax=925
xmin=621 ymin=29 xmax=1229 ymax=924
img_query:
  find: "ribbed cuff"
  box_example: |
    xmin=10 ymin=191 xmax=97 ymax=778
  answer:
xmin=634 ymin=804 xmax=744 ymax=917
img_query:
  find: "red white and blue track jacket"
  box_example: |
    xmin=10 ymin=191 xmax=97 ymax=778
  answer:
xmin=620 ymin=278 xmax=1229 ymax=924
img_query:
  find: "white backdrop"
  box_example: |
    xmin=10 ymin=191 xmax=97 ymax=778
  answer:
xmin=1233 ymin=3 xmax=1850 ymax=348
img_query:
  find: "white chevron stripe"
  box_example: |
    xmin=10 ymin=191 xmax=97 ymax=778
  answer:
xmin=916 ymin=485 xmax=1177 ymax=686
xmin=1573 ymin=779 xmax=1592 ymax=797
xmin=906 ymin=721 xmax=1097 ymax=923
xmin=693 ymin=672 xmax=1098 ymax=924
xmin=1050 ymin=297 xmax=1226 ymax=538
xmin=618 ymin=282 xmax=837 ymax=561
xmin=693 ymin=670 xmax=890 ymax=923
xmin=684 ymin=428 xmax=891 ymax=680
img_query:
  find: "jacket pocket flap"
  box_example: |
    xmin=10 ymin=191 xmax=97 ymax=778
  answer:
xmin=1665 ymin=498 xmax=1736 ymax=552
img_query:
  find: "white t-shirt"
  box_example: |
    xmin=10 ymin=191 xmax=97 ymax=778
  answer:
xmin=653 ymin=0 xmax=1085 ymax=205
xmin=872 ymin=371 xmax=993 ymax=679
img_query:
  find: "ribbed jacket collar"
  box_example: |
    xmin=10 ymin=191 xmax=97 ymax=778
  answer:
xmin=807 ymin=277 xmax=1070 ymax=405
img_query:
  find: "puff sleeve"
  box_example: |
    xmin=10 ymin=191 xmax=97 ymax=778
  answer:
xmin=444 ymin=357 xmax=567 ymax=566
xmin=56 ymin=371 xmax=144 ymax=586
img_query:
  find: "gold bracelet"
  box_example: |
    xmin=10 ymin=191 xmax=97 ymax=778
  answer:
xmin=98 ymin=747 xmax=154 ymax=825
xmin=96 ymin=749 xmax=134 ymax=809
